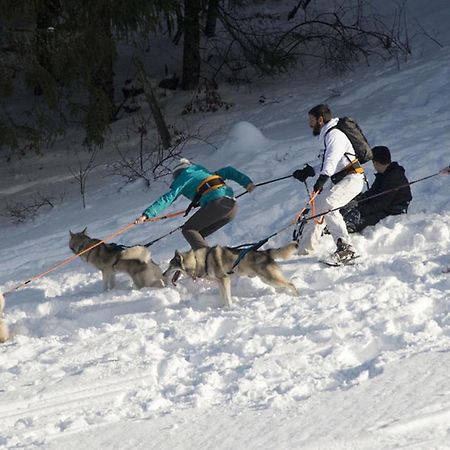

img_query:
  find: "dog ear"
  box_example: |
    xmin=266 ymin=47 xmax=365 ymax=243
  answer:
xmin=81 ymin=227 xmax=87 ymax=235
xmin=69 ymin=230 xmax=74 ymax=237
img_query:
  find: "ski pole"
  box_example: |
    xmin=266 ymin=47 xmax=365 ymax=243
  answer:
xmin=143 ymin=225 xmax=183 ymax=248
xmin=141 ymin=174 xmax=294 ymax=247
xmin=192 ymin=165 xmax=450 ymax=271
xmin=230 ymin=188 xmax=320 ymax=271
xmin=303 ymin=181 xmax=311 ymax=198
xmin=235 ymin=174 xmax=293 ymax=199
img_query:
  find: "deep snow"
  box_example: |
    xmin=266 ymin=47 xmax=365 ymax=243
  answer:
xmin=1 ymin=1 xmax=450 ymax=449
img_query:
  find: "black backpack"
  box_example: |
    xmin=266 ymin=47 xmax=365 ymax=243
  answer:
xmin=326 ymin=117 xmax=373 ymax=164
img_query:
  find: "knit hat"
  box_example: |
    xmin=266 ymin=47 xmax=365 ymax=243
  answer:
xmin=371 ymin=146 xmax=391 ymax=165
xmin=172 ymin=158 xmax=192 ymax=179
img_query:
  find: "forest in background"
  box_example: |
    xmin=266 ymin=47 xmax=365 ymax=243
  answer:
xmin=0 ymin=0 xmax=413 ymax=158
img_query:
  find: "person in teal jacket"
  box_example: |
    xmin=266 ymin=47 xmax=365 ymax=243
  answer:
xmin=135 ymin=159 xmax=255 ymax=249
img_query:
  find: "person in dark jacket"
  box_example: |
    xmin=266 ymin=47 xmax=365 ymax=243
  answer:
xmin=341 ymin=146 xmax=412 ymax=232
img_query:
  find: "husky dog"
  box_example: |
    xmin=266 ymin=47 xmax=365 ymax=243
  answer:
xmin=0 ymin=292 xmax=9 ymax=343
xmin=69 ymin=228 xmax=165 ymax=290
xmin=163 ymin=242 xmax=298 ymax=307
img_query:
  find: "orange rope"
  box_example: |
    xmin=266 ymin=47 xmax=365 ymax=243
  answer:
xmin=293 ymin=190 xmax=323 ymax=224
xmin=309 ymin=193 xmax=324 ymax=225
xmin=2 ymin=222 xmax=136 ymax=297
xmin=293 ymin=206 xmax=308 ymax=224
xmin=2 ymin=208 xmax=189 ymax=298
xmin=145 ymin=210 xmax=186 ymax=222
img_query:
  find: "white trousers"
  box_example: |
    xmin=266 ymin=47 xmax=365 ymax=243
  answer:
xmin=299 ymin=173 xmax=364 ymax=253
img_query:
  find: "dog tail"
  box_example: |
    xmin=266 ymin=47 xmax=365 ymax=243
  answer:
xmin=0 ymin=320 xmax=9 ymax=343
xmin=0 ymin=292 xmax=4 ymax=316
xmin=120 ymin=246 xmax=150 ymax=263
xmin=268 ymin=242 xmax=298 ymax=260
xmin=0 ymin=293 xmax=9 ymax=343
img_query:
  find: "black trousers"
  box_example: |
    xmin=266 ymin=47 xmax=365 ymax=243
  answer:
xmin=182 ymin=197 xmax=237 ymax=249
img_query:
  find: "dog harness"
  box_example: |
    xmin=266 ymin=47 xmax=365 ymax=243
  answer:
xmin=70 ymin=240 xmax=97 ymax=260
xmin=172 ymin=247 xmax=214 ymax=286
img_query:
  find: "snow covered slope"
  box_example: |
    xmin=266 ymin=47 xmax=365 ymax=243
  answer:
xmin=0 ymin=1 xmax=449 ymax=448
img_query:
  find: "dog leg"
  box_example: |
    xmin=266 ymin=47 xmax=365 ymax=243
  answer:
xmin=257 ymin=265 xmax=299 ymax=296
xmin=133 ymin=265 xmax=165 ymax=289
xmin=218 ymin=277 xmax=232 ymax=308
xmin=277 ymin=281 xmax=298 ymax=296
xmin=269 ymin=278 xmax=299 ymax=296
xmin=132 ymin=273 xmax=144 ymax=289
xmin=0 ymin=320 xmax=9 ymax=343
xmin=109 ymin=272 xmax=116 ymax=289
xmin=101 ymin=271 xmax=108 ymax=290
xmin=0 ymin=293 xmax=9 ymax=343
xmin=151 ymin=279 xmax=165 ymax=288
xmin=102 ymin=270 xmax=115 ymax=290
xmin=285 ymin=282 xmax=299 ymax=296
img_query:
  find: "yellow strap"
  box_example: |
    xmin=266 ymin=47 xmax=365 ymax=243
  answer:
xmin=196 ymin=174 xmax=223 ymax=192
xmin=346 ymin=158 xmax=364 ymax=174
xmin=202 ymin=184 xmax=225 ymax=196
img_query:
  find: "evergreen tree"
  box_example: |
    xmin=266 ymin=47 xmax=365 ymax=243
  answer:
xmin=0 ymin=0 xmax=177 ymax=155
xmin=181 ymin=0 xmax=201 ymax=90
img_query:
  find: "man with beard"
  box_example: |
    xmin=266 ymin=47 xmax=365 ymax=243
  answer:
xmin=292 ymin=104 xmax=365 ymax=264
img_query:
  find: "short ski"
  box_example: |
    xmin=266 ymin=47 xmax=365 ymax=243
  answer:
xmin=319 ymin=255 xmax=361 ymax=267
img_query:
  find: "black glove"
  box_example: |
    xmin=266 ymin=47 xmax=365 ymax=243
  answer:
xmin=313 ymin=174 xmax=329 ymax=193
xmin=292 ymin=164 xmax=315 ymax=182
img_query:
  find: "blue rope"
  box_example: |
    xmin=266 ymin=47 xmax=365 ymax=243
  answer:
xmin=227 ymin=234 xmax=277 ymax=274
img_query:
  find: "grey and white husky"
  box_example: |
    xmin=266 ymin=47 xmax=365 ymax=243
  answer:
xmin=69 ymin=228 xmax=165 ymax=290
xmin=163 ymin=242 xmax=299 ymax=307
xmin=0 ymin=292 xmax=9 ymax=343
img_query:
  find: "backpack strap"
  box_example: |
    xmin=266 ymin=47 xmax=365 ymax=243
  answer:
xmin=330 ymin=157 xmax=364 ymax=184
xmin=325 ymin=119 xmax=372 ymax=188
xmin=323 ymin=127 xmax=370 ymax=186
xmin=325 ymin=126 xmax=357 ymax=158
xmin=321 ymin=127 xmax=335 ymax=171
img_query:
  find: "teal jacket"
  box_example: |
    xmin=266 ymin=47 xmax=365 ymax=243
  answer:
xmin=142 ymin=164 xmax=253 ymax=218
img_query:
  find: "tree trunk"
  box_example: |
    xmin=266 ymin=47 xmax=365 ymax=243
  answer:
xmin=182 ymin=0 xmax=201 ymax=90
xmin=82 ymin=1 xmax=116 ymax=144
xmin=34 ymin=0 xmax=61 ymax=95
xmin=136 ymin=62 xmax=172 ymax=150
xmin=90 ymin=1 xmax=115 ymax=117
xmin=204 ymin=0 xmax=219 ymax=38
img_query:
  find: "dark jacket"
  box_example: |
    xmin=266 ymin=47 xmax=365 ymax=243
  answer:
xmin=357 ymin=162 xmax=412 ymax=227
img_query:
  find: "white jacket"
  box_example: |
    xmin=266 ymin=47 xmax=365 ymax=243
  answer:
xmin=316 ymin=118 xmax=356 ymax=177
